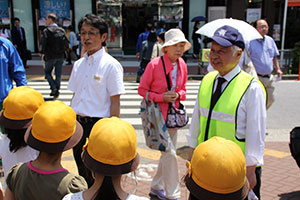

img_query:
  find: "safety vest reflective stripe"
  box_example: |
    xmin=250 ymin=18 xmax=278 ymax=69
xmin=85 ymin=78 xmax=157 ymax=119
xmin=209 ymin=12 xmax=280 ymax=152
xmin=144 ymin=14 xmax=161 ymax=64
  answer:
xmin=199 ymin=107 xmax=235 ymax=124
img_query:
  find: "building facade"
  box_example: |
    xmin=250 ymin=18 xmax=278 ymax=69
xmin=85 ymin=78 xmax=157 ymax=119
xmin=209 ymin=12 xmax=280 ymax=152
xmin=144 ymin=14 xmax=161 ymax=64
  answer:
xmin=0 ymin=0 xmax=298 ymax=54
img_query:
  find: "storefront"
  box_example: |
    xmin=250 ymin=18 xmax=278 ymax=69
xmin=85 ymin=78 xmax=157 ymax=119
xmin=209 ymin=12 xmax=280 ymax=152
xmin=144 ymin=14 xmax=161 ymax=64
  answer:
xmin=97 ymin=0 xmax=183 ymax=54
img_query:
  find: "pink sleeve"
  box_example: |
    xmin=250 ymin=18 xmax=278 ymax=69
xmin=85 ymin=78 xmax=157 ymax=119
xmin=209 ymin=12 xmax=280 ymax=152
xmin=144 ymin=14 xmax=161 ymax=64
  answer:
xmin=177 ymin=61 xmax=187 ymax=101
xmin=138 ymin=62 xmax=165 ymax=102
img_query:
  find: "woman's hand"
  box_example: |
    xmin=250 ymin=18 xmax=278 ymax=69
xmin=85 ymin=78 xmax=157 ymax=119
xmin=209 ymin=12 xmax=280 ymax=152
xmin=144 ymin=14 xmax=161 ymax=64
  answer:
xmin=163 ymin=91 xmax=179 ymax=103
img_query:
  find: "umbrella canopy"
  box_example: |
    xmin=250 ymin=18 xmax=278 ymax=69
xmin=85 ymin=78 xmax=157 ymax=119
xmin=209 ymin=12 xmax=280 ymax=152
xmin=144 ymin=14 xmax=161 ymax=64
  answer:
xmin=196 ymin=18 xmax=262 ymax=41
xmin=191 ymin=16 xmax=207 ymax=22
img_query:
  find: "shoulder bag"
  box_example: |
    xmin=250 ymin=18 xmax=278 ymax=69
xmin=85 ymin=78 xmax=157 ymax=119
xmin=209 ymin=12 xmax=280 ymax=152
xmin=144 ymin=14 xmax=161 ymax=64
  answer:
xmin=140 ymin=91 xmax=172 ymax=152
xmin=161 ymin=56 xmax=189 ymax=129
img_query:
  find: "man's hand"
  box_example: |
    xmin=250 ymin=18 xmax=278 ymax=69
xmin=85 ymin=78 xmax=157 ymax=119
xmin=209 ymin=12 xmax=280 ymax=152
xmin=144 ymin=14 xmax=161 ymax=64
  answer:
xmin=136 ymin=52 xmax=140 ymax=58
xmin=38 ymin=53 xmax=43 ymax=57
xmin=246 ymin=165 xmax=257 ymax=189
xmin=187 ymin=147 xmax=195 ymax=161
xmin=276 ymin=68 xmax=283 ymax=76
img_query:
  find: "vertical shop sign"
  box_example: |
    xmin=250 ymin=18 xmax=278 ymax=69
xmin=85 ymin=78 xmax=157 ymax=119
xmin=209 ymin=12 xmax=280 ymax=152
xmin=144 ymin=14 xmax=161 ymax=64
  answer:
xmin=40 ymin=0 xmax=70 ymax=20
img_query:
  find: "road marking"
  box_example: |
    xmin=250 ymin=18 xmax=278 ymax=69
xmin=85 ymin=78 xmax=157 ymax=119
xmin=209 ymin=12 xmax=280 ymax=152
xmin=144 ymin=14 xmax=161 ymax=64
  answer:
xmin=264 ymin=148 xmax=290 ymax=158
xmin=137 ymin=148 xmax=161 ymax=160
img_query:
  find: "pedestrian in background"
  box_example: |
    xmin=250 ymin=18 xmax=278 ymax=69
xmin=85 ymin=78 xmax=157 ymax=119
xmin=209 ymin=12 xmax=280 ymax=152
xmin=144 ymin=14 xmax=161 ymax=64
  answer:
xmin=156 ymin=21 xmax=166 ymax=36
xmin=138 ymin=28 xmax=191 ymax=200
xmin=247 ymin=19 xmax=283 ymax=109
xmin=151 ymin=31 xmax=165 ymax=60
xmin=185 ymin=137 xmax=250 ymax=200
xmin=0 ymin=87 xmax=43 ymax=189
xmin=11 ymin=18 xmax=28 ymax=68
xmin=187 ymin=25 xmax=266 ymax=199
xmin=63 ymin=117 xmax=149 ymax=200
xmin=192 ymin=21 xmax=201 ymax=59
xmin=39 ymin=13 xmax=69 ymax=98
xmin=136 ymin=31 xmax=157 ymax=83
xmin=68 ymin=13 xmax=125 ymax=187
xmin=136 ymin=23 xmax=152 ymax=58
xmin=4 ymin=101 xmax=87 ymax=200
xmin=66 ymin=25 xmax=79 ymax=64
xmin=0 ymin=36 xmax=27 ymax=133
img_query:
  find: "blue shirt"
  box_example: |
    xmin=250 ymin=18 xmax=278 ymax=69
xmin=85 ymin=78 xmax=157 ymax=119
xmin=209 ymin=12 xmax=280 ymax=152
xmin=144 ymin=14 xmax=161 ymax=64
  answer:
xmin=248 ymin=35 xmax=279 ymax=75
xmin=136 ymin=30 xmax=150 ymax=53
xmin=0 ymin=37 xmax=27 ymax=102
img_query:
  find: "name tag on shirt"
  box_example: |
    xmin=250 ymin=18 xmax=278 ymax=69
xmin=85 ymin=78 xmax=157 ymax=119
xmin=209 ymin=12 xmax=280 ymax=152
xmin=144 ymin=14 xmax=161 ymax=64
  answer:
xmin=94 ymin=75 xmax=101 ymax=81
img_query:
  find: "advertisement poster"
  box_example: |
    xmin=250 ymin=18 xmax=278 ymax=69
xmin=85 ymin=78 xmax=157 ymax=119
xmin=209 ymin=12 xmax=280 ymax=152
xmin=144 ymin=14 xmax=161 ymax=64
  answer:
xmin=273 ymin=24 xmax=280 ymax=41
xmin=246 ymin=8 xmax=261 ymax=24
xmin=0 ymin=0 xmax=9 ymax=19
xmin=40 ymin=0 xmax=70 ymax=20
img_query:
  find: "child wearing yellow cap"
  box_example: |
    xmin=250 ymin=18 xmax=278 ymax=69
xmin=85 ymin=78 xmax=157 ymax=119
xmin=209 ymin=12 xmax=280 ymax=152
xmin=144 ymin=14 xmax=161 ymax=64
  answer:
xmin=0 ymin=86 xmax=44 ymax=189
xmin=4 ymin=101 xmax=87 ymax=200
xmin=63 ymin=117 xmax=148 ymax=200
xmin=185 ymin=136 xmax=249 ymax=200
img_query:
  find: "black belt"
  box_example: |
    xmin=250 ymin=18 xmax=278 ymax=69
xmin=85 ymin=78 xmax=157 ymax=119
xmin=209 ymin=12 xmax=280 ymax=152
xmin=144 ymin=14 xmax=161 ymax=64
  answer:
xmin=76 ymin=115 xmax=102 ymax=124
xmin=257 ymin=74 xmax=270 ymax=78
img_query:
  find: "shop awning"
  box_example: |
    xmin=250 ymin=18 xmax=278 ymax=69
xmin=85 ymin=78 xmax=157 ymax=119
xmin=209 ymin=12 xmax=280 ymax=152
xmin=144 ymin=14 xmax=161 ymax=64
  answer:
xmin=288 ymin=0 xmax=300 ymax=7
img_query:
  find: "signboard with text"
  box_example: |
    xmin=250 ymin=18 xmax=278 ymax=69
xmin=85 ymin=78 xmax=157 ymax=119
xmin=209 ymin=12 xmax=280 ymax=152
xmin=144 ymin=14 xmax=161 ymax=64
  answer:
xmin=40 ymin=0 xmax=70 ymax=20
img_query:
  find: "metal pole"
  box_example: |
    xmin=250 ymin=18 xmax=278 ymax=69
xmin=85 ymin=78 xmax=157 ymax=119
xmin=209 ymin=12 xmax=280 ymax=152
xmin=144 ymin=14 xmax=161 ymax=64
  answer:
xmin=280 ymin=0 xmax=288 ymax=68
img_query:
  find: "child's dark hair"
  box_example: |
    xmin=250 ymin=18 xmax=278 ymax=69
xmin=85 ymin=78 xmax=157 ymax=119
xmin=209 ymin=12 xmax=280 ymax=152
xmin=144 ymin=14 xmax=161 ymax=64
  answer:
xmin=158 ymin=31 xmax=165 ymax=42
xmin=94 ymin=176 xmax=120 ymax=200
xmin=4 ymin=128 xmax=27 ymax=152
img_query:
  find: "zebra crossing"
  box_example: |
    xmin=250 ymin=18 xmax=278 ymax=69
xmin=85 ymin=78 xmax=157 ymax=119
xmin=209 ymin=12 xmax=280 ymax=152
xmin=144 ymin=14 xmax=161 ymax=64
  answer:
xmin=27 ymin=79 xmax=201 ymax=131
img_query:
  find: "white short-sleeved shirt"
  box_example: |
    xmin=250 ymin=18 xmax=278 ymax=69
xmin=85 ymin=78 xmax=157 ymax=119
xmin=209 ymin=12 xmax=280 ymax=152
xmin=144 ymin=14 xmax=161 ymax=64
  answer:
xmin=68 ymin=48 xmax=125 ymax=118
xmin=62 ymin=191 xmax=149 ymax=200
xmin=0 ymin=134 xmax=39 ymax=188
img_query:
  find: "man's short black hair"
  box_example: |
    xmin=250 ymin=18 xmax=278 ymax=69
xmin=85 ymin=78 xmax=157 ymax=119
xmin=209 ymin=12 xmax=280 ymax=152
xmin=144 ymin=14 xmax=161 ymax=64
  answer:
xmin=13 ymin=17 xmax=20 ymax=22
xmin=78 ymin=14 xmax=108 ymax=35
xmin=253 ymin=19 xmax=267 ymax=28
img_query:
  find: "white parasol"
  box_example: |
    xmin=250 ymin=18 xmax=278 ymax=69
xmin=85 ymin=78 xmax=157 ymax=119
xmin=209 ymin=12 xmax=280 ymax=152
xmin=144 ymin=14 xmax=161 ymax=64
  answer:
xmin=196 ymin=18 xmax=262 ymax=41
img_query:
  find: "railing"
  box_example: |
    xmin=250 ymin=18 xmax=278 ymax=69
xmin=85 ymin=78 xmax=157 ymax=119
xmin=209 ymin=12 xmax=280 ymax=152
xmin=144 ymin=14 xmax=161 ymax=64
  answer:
xmin=279 ymin=49 xmax=294 ymax=74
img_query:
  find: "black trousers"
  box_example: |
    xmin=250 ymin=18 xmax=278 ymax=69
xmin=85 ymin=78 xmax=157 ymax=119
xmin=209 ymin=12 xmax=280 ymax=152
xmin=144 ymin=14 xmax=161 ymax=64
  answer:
xmin=73 ymin=115 xmax=101 ymax=187
xmin=253 ymin=166 xmax=262 ymax=199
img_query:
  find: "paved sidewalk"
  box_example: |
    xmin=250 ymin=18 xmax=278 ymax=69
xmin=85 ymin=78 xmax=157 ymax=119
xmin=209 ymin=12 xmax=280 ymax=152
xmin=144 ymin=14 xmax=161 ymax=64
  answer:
xmin=58 ymin=141 xmax=300 ymax=200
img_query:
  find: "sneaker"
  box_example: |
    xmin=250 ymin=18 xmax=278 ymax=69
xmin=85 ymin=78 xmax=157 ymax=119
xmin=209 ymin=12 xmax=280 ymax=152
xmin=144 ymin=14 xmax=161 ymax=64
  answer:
xmin=150 ymin=188 xmax=166 ymax=200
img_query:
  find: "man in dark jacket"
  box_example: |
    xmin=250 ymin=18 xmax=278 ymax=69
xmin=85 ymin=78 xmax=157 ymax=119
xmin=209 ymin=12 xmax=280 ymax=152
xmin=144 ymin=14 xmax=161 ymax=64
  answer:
xmin=39 ymin=13 xmax=69 ymax=98
xmin=11 ymin=18 xmax=28 ymax=68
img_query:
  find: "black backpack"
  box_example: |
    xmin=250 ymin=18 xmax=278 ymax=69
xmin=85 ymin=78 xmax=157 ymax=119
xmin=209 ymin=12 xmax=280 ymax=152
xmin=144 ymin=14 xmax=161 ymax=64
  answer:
xmin=289 ymin=127 xmax=300 ymax=168
xmin=45 ymin=26 xmax=69 ymax=55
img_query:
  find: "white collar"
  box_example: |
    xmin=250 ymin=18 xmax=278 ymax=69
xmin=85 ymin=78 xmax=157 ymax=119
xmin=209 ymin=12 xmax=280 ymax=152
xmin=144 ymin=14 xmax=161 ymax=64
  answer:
xmin=84 ymin=47 xmax=105 ymax=61
xmin=216 ymin=64 xmax=241 ymax=82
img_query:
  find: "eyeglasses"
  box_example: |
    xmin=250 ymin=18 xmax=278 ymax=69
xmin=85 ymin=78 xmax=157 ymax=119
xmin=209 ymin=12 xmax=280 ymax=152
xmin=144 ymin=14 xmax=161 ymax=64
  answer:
xmin=80 ymin=31 xmax=100 ymax=37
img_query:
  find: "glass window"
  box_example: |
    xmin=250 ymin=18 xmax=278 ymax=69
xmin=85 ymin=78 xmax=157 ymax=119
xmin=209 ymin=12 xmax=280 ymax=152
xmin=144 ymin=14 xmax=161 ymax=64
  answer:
xmin=97 ymin=1 xmax=122 ymax=48
xmin=13 ymin=0 xmax=34 ymax=51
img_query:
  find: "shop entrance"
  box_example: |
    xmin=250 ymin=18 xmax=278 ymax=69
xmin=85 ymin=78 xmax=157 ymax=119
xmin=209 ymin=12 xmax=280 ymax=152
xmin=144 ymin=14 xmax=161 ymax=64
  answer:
xmin=122 ymin=3 xmax=158 ymax=55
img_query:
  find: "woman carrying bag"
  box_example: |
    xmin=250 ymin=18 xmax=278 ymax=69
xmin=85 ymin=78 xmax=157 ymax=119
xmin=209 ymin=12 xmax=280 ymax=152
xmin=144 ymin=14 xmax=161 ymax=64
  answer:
xmin=138 ymin=28 xmax=191 ymax=200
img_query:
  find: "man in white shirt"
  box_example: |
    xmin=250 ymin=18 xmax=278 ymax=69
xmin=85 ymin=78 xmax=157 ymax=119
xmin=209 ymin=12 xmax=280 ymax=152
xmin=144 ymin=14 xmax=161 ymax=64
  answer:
xmin=68 ymin=14 xmax=125 ymax=186
xmin=186 ymin=25 xmax=266 ymax=199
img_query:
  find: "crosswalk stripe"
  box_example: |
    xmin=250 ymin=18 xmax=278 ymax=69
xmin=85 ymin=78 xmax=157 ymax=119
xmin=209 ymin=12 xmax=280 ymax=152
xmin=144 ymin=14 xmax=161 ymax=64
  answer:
xmin=26 ymin=80 xmax=201 ymax=130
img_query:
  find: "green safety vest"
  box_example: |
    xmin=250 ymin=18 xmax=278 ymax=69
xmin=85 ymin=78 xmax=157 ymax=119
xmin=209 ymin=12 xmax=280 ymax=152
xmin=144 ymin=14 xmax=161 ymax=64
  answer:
xmin=198 ymin=70 xmax=259 ymax=153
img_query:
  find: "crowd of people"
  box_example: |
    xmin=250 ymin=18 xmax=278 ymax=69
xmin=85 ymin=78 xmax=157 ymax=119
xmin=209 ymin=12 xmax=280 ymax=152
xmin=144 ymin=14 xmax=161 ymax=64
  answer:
xmin=0 ymin=11 xmax=284 ymax=199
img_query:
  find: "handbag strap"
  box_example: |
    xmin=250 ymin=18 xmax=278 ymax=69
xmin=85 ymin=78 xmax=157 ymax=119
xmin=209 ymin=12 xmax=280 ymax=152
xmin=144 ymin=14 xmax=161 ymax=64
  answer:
xmin=161 ymin=56 xmax=171 ymax=90
xmin=145 ymin=90 xmax=150 ymax=102
xmin=161 ymin=56 xmax=172 ymax=108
